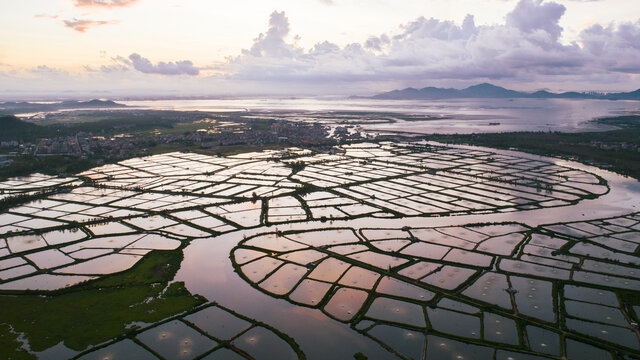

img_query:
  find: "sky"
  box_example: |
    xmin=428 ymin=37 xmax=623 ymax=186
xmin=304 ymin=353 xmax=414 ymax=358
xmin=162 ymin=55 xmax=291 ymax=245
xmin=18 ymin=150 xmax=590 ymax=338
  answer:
xmin=0 ymin=0 xmax=639 ymax=99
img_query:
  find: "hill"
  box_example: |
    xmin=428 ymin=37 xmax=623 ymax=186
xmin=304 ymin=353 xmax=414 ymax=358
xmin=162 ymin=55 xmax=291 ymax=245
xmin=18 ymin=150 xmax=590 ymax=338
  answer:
xmin=0 ymin=115 xmax=51 ymax=141
xmin=0 ymin=99 xmax=125 ymax=115
xmin=371 ymin=83 xmax=640 ymax=100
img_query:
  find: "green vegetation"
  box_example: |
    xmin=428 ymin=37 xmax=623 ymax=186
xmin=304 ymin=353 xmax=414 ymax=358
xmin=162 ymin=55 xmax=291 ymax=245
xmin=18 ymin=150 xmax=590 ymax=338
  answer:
xmin=0 ymin=250 xmax=206 ymax=354
xmin=150 ymin=121 xmax=208 ymax=135
xmin=0 ymin=324 xmax=33 ymax=360
xmin=594 ymin=115 xmax=640 ymax=128
xmin=0 ymin=155 xmax=98 ymax=181
xmin=0 ymin=116 xmax=50 ymax=142
xmin=0 ymin=111 xmax=219 ymax=141
xmin=0 ymin=186 xmax=75 ymax=213
xmin=0 ymin=100 xmax=122 ymax=115
xmin=249 ymin=118 xmax=276 ymax=131
xmin=286 ymin=160 xmax=306 ymax=174
xmin=429 ymin=115 xmax=640 ymax=180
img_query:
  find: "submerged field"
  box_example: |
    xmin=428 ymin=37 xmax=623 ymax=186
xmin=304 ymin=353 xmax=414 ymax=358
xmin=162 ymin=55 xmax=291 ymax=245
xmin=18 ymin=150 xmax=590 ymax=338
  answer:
xmin=428 ymin=115 xmax=640 ymax=181
xmin=0 ymin=141 xmax=639 ymax=359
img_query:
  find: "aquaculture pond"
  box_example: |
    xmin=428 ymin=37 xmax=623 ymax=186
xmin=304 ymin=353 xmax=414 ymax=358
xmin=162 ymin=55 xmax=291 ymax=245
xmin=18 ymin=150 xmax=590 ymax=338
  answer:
xmin=0 ymin=141 xmax=639 ymax=359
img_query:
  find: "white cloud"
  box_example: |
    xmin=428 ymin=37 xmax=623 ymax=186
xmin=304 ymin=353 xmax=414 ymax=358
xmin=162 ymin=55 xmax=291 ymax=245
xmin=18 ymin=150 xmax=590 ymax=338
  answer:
xmin=74 ymin=0 xmax=139 ymax=8
xmin=128 ymin=54 xmax=200 ymax=76
xmin=63 ymin=18 xmax=118 ymax=32
xmin=2 ymin=0 xmax=640 ymax=97
xmin=579 ymin=20 xmax=640 ymax=73
xmin=506 ymin=0 xmax=566 ymax=41
xmin=218 ymin=0 xmax=639 ymax=90
xmin=27 ymin=65 xmax=70 ymax=77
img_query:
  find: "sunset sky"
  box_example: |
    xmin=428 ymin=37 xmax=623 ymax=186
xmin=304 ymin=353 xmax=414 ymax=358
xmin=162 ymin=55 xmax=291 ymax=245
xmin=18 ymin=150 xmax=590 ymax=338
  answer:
xmin=1 ymin=0 xmax=639 ymax=99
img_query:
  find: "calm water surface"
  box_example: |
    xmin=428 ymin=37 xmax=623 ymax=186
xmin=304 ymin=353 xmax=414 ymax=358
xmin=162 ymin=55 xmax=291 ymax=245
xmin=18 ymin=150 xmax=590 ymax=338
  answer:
xmin=174 ymin=146 xmax=640 ymax=359
xmin=120 ymin=98 xmax=640 ymax=134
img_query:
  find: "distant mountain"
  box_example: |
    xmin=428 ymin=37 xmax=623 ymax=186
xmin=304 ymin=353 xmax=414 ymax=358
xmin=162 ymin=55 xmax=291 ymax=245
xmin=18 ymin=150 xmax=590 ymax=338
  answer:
xmin=610 ymin=89 xmax=640 ymax=100
xmin=370 ymin=83 xmax=640 ymax=100
xmin=459 ymin=83 xmax=523 ymax=98
xmin=0 ymin=99 xmax=125 ymax=115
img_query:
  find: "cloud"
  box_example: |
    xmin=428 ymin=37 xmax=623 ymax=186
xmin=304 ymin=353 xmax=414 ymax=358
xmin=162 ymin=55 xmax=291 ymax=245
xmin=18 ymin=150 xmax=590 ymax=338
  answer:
xmin=63 ymin=19 xmax=117 ymax=32
xmin=128 ymin=53 xmax=200 ymax=75
xmin=506 ymin=0 xmax=566 ymax=40
xmin=84 ymin=63 xmax=130 ymax=73
xmin=579 ymin=19 xmax=640 ymax=73
xmin=242 ymin=11 xmax=297 ymax=58
xmin=364 ymin=34 xmax=390 ymax=51
xmin=35 ymin=14 xmax=59 ymax=19
xmin=73 ymin=0 xmax=139 ymax=8
xmin=29 ymin=65 xmax=62 ymax=73
xmin=3 ymin=0 xmax=640 ymax=97
xmin=219 ymin=0 xmax=640 ymax=90
xmin=82 ymin=55 xmax=134 ymax=73
xmin=27 ymin=66 xmax=70 ymax=78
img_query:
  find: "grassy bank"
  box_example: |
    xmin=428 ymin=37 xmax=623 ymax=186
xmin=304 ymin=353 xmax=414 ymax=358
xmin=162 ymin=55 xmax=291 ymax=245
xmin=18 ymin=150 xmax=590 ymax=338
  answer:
xmin=0 ymin=250 xmax=206 ymax=358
